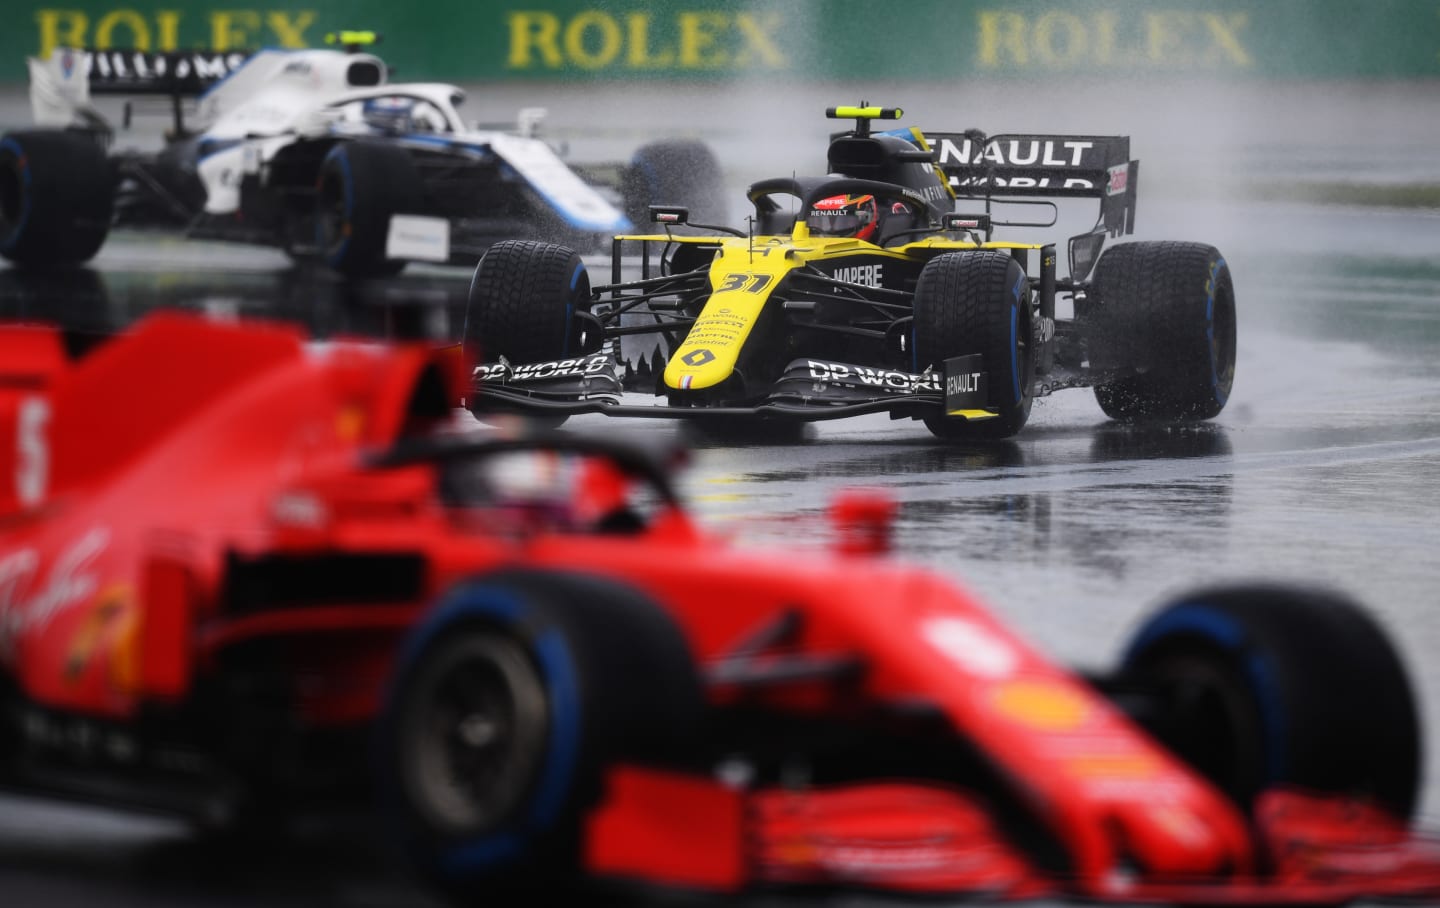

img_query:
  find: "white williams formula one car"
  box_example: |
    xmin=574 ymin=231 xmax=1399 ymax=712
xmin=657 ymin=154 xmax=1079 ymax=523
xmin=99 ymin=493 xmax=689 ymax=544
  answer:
xmin=0 ymin=36 xmax=722 ymax=276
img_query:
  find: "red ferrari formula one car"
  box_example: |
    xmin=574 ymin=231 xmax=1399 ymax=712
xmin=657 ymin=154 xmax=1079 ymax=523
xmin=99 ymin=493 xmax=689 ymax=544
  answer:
xmin=1 ymin=312 xmax=1437 ymax=905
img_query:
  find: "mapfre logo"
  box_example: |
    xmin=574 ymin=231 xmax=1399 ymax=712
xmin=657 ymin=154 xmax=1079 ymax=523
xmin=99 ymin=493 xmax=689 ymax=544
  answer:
xmin=829 ymin=264 xmax=884 ymax=287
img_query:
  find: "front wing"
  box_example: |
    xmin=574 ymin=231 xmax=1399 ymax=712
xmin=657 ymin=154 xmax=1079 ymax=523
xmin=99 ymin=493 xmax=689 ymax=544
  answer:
xmin=471 ymin=353 xmax=998 ymax=423
xmin=586 ymin=767 xmax=1440 ymax=902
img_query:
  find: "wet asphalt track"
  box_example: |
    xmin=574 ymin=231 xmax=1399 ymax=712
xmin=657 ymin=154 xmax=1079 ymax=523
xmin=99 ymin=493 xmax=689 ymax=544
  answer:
xmin=2 ymin=79 xmax=1440 ymax=906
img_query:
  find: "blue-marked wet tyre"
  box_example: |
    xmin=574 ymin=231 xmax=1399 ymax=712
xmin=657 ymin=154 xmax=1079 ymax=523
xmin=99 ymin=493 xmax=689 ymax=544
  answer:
xmin=316 ymin=141 xmax=421 ymax=278
xmin=0 ymin=130 xmax=113 ymax=268
xmin=1089 ymin=241 xmax=1236 ymax=422
xmin=912 ymin=250 xmax=1034 ymax=440
xmin=1119 ymin=584 xmax=1420 ymax=821
xmin=622 ymin=139 xmax=726 ymax=228
xmin=376 ymin=569 xmax=703 ymax=901
xmin=465 ymin=240 xmax=592 ymax=429
xmin=465 ymin=239 xmax=592 ymax=368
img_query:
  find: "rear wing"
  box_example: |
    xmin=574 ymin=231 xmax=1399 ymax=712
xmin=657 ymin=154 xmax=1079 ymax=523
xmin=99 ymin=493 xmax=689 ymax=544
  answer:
xmin=926 ymin=132 xmax=1138 ymax=237
xmin=27 ymin=47 xmax=250 ymax=133
xmin=47 ymin=48 xmax=248 ymax=96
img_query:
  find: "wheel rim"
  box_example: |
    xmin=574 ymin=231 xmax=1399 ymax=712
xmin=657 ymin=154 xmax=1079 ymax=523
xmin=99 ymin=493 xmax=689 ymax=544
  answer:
xmin=1014 ymin=295 xmax=1034 ymax=406
xmin=404 ymin=634 xmax=550 ymax=834
xmin=1137 ymin=648 xmax=1267 ymax=808
xmin=1209 ymin=269 xmax=1237 ymax=403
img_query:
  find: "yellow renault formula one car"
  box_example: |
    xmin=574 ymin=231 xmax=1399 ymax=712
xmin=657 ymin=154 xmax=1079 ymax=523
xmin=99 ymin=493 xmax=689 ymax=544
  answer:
xmin=464 ymin=106 xmax=1236 ymax=440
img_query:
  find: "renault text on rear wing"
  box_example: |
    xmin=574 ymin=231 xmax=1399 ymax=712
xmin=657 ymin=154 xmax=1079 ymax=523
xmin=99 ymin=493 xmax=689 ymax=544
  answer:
xmin=927 ymin=132 xmax=1138 ymax=236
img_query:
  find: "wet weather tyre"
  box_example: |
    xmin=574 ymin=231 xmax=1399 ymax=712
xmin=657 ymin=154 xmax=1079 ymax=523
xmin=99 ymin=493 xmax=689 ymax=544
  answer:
xmin=912 ymin=251 xmax=1034 ymax=440
xmin=622 ymin=139 xmax=725 ymax=228
xmin=376 ymin=569 xmax=704 ymax=900
xmin=465 ymin=239 xmax=591 ymax=427
xmin=316 ymin=141 xmax=421 ymax=278
xmin=0 ymin=130 xmax=113 ymax=268
xmin=465 ymin=239 xmax=591 ymax=367
xmin=1119 ymin=584 xmax=1420 ymax=820
xmin=1090 ymin=241 xmax=1236 ymax=422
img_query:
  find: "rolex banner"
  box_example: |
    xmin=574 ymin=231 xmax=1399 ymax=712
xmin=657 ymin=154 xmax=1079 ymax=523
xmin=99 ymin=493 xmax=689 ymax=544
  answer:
xmin=7 ymin=0 xmax=1439 ymax=84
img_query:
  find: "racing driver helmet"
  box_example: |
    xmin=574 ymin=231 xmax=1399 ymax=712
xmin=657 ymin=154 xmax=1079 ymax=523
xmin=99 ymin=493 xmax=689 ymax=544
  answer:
xmin=807 ymin=194 xmax=880 ymax=241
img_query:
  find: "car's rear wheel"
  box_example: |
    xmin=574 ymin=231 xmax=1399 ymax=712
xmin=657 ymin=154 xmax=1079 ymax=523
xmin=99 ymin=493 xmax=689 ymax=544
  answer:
xmin=1089 ymin=241 xmax=1236 ymax=422
xmin=316 ymin=141 xmax=421 ymax=278
xmin=376 ymin=569 xmax=703 ymax=900
xmin=0 ymin=130 xmax=113 ymax=268
xmin=912 ymin=251 xmax=1034 ymax=440
xmin=622 ymin=139 xmax=726 ymax=228
xmin=1117 ymin=584 xmax=1420 ymax=820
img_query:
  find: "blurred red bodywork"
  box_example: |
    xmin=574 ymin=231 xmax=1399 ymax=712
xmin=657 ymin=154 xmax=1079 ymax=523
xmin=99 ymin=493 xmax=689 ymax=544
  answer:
xmin=1 ymin=312 xmax=1438 ymax=903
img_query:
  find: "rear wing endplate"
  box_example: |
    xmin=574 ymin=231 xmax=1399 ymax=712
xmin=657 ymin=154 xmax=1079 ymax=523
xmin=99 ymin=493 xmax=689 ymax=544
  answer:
xmin=926 ymin=132 xmax=1138 ymax=236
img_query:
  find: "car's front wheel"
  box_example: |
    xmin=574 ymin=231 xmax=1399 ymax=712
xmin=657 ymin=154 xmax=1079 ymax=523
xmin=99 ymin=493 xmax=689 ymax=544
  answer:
xmin=464 ymin=239 xmax=595 ymax=428
xmin=1117 ymin=584 xmax=1420 ymax=821
xmin=375 ymin=570 xmax=704 ymax=900
xmin=911 ymin=251 xmax=1035 ymax=440
xmin=465 ymin=238 xmax=593 ymax=361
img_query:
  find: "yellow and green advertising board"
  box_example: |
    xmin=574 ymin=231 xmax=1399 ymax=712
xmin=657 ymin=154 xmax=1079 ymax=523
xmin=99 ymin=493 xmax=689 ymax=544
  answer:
xmin=9 ymin=1 xmax=1440 ymax=83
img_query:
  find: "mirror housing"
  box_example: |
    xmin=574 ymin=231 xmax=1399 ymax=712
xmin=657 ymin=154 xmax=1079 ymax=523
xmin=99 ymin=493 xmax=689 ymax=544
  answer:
xmin=649 ymin=206 xmax=690 ymax=226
